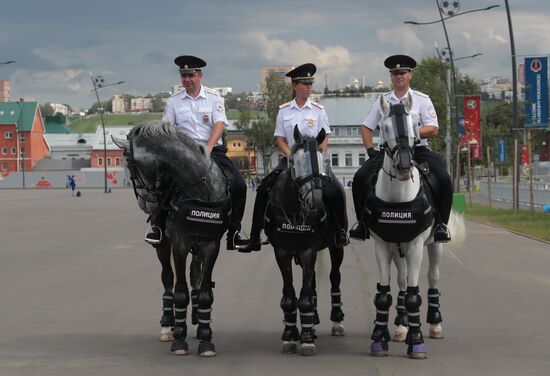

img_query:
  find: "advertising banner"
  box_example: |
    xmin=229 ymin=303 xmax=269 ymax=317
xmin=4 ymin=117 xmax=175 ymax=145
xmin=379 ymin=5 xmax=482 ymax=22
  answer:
xmin=461 ymin=96 xmax=482 ymax=160
xmin=524 ymin=57 xmax=548 ymax=126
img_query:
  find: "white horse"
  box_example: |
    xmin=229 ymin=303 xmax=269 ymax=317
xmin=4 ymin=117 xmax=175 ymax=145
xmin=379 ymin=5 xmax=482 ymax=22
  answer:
xmin=366 ymin=94 xmax=465 ymax=359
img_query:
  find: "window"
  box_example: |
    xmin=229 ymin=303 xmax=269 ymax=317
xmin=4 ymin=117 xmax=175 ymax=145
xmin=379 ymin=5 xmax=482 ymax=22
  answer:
xmin=115 ymin=157 xmax=121 ymax=166
xmin=345 ymin=153 xmax=352 ymax=167
xmin=11 ymin=147 xmax=16 ymax=155
xmin=107 ymin=157 xmax=112 ymax=166
xmin=1 ymin=148 xmax=7 ymax=155
xmin=98 ymin=157 xmax=103 ymax=166
xmin=331 ymin=153 xmax=339 ymax=167
xmin=19 ymin=133 xmax=26 ymax=142
xmin=334 ymin=127 xmax=340 ymax=136
xmin=20 ymin=148 xmax=25 ymax=156
xmin=346 ymin=127 xmax=352 ymax=136
xmin=358 ymin=153 xmax=366 ymax=166
xmin=4 ymin=131 xmax=13 ymax=139
xmin=353 ymin=127 xmax=360 ymax=136
xmin=2 ymin=163 xmax=7 ymax=170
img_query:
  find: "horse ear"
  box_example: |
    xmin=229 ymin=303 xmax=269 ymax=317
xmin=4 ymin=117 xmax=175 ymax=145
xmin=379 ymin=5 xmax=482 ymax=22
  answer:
xmin=316 ymin=128 xmax=326 ymax=145
xmin=379 ymin=95 xmax=390 ymax=117
xmin=293 ymin=124 xmax=303 ymax=144
xmin=111 ymin=136 xmax=129 ymax=151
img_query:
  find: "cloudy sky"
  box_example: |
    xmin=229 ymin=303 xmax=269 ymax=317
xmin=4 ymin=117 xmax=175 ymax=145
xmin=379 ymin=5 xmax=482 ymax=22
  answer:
xmin=1 ymin=0 xmax=548 ymax=109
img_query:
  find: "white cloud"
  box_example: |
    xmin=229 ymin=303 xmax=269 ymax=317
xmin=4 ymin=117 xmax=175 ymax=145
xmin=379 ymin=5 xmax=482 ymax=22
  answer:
xmin=376 ymin=25 xmax=425 ymax=52
xmin=242 ymin=32 xmax=353 ymax=74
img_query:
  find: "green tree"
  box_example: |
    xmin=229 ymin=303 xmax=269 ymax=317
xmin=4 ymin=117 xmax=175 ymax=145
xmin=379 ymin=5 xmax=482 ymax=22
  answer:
xmin=40 ymin=103 xmax=54 ymax=117
xmin=87 ymin=100 xmax=112 ymax=115
xmin=235 ymin=73 xmax=292 ymax=175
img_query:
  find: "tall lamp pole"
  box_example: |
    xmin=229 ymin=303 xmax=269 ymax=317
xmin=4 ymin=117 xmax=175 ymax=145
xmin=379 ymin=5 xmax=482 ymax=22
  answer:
xmin=405 ymin=2 xmax=499 ymax=186
xmin=1 ymin=60 xmax=19 ymax=184
xmin=503 ymin=0 xmax=519 ymax=210
xmin=89 ymin=72 xmax=125 ymax=193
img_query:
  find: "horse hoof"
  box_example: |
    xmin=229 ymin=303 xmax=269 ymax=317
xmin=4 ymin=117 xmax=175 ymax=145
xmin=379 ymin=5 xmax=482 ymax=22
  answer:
xmin=160 ymin=327 xmax=173 ymax=342
xmin=429 ymin=324 xmax=444 ymax=339
xmin=370 ymin=341 xmax=388 ymax=357
xmin=392 ymin=325 xmax=408 ymax=342
xmin=300 ymin=343 xmax=316 ymax=356
xmin=282 ymin=341 xmax=298 ymax=354
xmin=198 ymin=341 xmax=216 ymax=357
xmin=170 ymin=339 xmax=189 ymax=355
xmin=331 ymin=322 xmax=345 ymax=336
xmin=407 ymin=343 xmax=427 ymax=359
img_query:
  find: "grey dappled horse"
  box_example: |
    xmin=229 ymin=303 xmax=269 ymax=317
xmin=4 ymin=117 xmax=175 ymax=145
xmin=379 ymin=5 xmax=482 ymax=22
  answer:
xmin=113 ymin=121 xmax=231 ymax=357
xmin=263 ymin=126 xmax=346 ymax=356
xmin=364 ymin=95 xmax=464 ymax=359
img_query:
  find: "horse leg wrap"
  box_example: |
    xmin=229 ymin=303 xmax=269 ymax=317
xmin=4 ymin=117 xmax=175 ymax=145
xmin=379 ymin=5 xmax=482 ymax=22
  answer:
xmin=330 ymin=289 xmax=345 ymax=322
xmin=280 ymin=296 xmax=299 ymax=342
xmin=172 ymin=291 xmax=189 ymax=339
xmin=371 ymin=284 xmax=392 ymax=342
xmin=197 ymin=289 xmax=214 ymax=341
xmin=312 ymin=290 xmax=320 ymax=325
xmin=298 ymin=295 xmax=316 ymax=344
xmin=394 ymin=290 xmax=409 ymax=326
xmin=160 ymin=292 xmax=175 ymax=327
xmin=426 ymin=288 xmax=442 ymax=324
xmin=191 ymin=289 xmax=200 ymax=325
xmin=405 ymin=286 xmax=424 ymax=345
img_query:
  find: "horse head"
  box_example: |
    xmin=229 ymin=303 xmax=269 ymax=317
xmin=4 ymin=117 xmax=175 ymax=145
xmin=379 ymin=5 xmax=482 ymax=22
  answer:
xmin=379 ymin=93 xmax=419 ymax=181
xmin=287 ymin=125 xmax=329 ymax=216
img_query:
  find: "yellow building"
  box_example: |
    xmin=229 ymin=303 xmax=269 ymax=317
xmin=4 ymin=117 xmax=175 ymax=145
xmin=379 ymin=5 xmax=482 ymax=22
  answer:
xmin=226 ymin=132 xmax=256 ymax=177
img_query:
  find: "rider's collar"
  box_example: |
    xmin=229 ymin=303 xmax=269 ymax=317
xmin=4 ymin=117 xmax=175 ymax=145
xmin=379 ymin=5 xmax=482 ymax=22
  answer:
xmin=389 ymin=88 xmax=412 ymax=102
xmin=290 ymin=98 xmax=313 ymax=110
xmin=182 ymin=85 xmax=207 ymax=100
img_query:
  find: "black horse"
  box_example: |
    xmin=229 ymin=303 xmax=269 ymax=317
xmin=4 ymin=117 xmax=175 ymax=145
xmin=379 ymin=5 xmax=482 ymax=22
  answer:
xmin=113 ymin=121 xmax=231 ymax=357
xmin=264 ymin=126 xmax=346 ymax=356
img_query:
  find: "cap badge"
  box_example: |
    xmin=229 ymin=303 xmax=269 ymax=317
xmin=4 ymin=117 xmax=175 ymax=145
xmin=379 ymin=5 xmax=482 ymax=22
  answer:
xmin=396 ymin=64 xmax=401 ymax=69
xmin=307 ymin=73 xmax=311 ymax=77
xmin=184 ymin=64 xmax=188 ymax=69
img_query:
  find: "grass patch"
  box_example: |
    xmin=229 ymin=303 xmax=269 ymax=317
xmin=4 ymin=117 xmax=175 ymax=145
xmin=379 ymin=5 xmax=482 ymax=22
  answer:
xmin=464 ymin=204 xmax=550 ymax=241
xmin=68 ymin=113 xmax=162 ymax=133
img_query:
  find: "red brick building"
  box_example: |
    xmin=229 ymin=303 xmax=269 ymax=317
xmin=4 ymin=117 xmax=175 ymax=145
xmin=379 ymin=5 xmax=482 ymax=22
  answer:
xmin=0 ymin=102 xmax=50 ymax=173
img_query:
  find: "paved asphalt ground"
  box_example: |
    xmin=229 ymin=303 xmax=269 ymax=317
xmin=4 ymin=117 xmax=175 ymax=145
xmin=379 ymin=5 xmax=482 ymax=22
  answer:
xmin=1 ymin=188 xmax=549 ymax=376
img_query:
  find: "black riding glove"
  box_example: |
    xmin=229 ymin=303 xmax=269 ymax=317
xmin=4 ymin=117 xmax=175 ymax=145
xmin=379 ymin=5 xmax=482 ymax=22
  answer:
xmin=367 ymin=147 xmax=379 ymax=159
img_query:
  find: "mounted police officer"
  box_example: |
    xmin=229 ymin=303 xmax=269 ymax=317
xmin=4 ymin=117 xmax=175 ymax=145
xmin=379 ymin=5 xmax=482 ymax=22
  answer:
xmin=145 ymin=55 xmax=247 ymax=250
xmin=350 ymin=54 xmax=453 ymax=243
xmin=239 ymin=63 xmax=349 ymax=252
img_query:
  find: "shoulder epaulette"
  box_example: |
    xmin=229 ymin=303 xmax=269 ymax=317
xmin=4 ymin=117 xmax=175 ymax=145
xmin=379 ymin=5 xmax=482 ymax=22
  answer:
xmin=312 ymin=101 xmax=324 ymax=109
xmin=412 ymin=90 xmax=429 ymax=98
xmin=279 ymin=101 xmax=291 ymax=109
xmin=171 ymin=89 xmax=183 ymax=97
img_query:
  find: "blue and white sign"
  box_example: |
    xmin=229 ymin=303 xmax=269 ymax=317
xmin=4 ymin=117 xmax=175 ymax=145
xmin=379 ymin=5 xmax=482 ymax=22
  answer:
xmin=457 ymin=115 xmax=464 ymax=135
xmin=497 ymin=138 xmax=506 ymax=162
xmin=524 ymin=57 xmax=548 ymax=127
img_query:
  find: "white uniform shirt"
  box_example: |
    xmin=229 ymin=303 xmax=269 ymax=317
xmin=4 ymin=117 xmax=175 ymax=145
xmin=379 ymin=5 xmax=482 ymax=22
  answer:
xmin=362 ymin=89 xmax=438 ymax=147
xmin=274 ymin=98 xmax=331 ymax=149
xmin=162 ymin=85 xmax=228 ymax=146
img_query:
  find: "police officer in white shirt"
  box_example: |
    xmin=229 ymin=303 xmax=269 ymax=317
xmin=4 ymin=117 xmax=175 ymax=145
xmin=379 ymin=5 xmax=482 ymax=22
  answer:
xmin=145 ymin=55 xmax=247 ymax=250
xmin=239 ymin=63 xmax=349 ymax=252
xmin=350 ymin=55 xmax=453 ymax=242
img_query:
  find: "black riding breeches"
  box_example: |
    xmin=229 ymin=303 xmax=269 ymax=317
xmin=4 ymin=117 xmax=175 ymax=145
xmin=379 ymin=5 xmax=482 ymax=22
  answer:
xmin=352 ymin=154 xmax=382 ymax=221
xmin=323 ymin=172 xmax=348 ymax=231
xmin=211 ymin=146 xmax=247 ymax=233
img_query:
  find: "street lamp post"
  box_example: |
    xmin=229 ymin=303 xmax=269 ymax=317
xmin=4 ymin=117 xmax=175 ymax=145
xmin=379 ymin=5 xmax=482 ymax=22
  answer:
xmin=405 ymin=1 xmax=499 ymax=188
xmin=89 ymin=72 xmax=125 ymax=193
xmin=503 ymin=0 xmax=519 ymax=210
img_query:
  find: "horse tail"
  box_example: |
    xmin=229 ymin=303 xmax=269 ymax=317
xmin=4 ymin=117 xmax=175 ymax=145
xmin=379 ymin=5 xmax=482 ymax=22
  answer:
xmin=446 ymin=210 xmax=466 ymax=252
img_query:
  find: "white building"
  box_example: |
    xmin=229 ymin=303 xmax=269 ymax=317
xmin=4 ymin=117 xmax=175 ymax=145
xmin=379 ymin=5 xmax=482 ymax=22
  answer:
xmin=49 ymin=103 xmax=69 ymax=116
xmin=112 ymin=95 xmax=127 ymax=113
xmin=211 ymin=87 xmax=233 ymax=96
xmin=130 ymin=97 xmax=153 ymax=111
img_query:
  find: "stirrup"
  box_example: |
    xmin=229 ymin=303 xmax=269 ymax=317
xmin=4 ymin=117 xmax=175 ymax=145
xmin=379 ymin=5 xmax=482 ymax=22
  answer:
xmin=434 ymin=223 xmax=451 ymax=243
xmin=349 ymin=221 xmax=369 ymax=240
xmin=144 ymin=225 xmax=163 ymax=245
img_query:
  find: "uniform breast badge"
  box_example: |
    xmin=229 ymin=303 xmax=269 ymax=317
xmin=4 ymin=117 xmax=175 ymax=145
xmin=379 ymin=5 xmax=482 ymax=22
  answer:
xmin=307 ymin=118 xmax=316 ymax=127
xmin=203 ymin=114 xmax=210 ymax=123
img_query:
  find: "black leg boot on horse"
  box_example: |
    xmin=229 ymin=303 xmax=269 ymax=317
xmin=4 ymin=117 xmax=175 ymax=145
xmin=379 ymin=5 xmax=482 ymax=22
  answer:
xmin=405 ymin=286 xmax=427 ymax=359
xmin=280 ymin=294 xmax=300 ymax=354
xmin=370 ymin=284 xmax=392 ymax=356
xmin=328 ymin=243 xmax=345 ymax=336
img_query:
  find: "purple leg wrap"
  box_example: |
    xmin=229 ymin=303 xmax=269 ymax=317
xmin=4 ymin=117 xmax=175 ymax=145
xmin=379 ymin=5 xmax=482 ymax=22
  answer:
xmin=410 ymin=343 xmax=427 ymax=354
xmin=370 ymin=341 xmax=388 ymax=354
